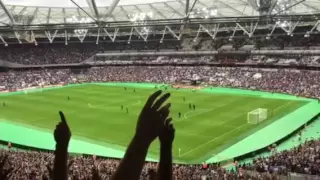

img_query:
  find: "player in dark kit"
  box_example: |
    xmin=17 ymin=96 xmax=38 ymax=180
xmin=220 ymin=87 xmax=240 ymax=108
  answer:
xmin=193 ymin=104 xmax=196 ymax=110
xmin=124 ymin=87 xmax=127 ymax=91
xmin=121 ymin=105 xmax=123 ymax=110
xmin=133 ymin=89 xmax=136 ymax=92
xmin=2 ymin=102 xmax=6 ymax=107
xmin=178 ymin=112 xmax=181 ymax=118
xmin=67 ymin=96 xmax=70 ymax=100
xmin=126 ymin=108 xmax=129 ymax=114
xmin=189 ymin=104 xmax=192 ymax=110
xmin=183 ymin=97 xmax=186 ymax=102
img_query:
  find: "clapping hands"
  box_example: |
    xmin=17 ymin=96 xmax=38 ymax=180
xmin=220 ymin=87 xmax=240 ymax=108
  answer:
xmin=159 ymin=118 xmax=175 ymax=146
xmin=135 ymin=90 xmax=171 ymax=145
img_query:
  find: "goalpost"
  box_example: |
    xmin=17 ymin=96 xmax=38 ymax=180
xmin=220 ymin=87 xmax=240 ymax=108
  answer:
xmin=247 ymin=108 xmax=268 ymax=124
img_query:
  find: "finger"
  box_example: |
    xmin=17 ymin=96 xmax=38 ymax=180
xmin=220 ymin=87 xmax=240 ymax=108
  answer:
xmin=59 ymin=111 xmax=67 ymax=124
xmin=143 ymin=90 xmax=162 ymax=110
xmin=168 ymin=123 xmax=175 ymax=131
xmin=158 ymin=103 xmax=171 ymax=113
xmin=165 ymin=118 xmax=172 ymax=126
xmin=153 ymin=93 xmax=171 ymax=110
xmin=158 ymin=104 xmax=171 ymax=119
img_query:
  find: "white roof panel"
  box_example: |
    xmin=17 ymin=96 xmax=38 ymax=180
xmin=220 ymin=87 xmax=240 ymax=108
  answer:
xmin=0 ymin=0 xmax=318 ymax=26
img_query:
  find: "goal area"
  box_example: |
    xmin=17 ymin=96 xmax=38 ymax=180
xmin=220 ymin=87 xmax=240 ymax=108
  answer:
xmin=247 ymin=108 xmax=268 ymax=124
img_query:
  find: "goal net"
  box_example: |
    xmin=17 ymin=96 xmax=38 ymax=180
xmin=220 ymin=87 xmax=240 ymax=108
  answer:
xmin=247 ymin=108 xmax=268 ymax=124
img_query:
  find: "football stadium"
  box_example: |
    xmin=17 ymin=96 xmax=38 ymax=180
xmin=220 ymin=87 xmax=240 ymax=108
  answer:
xmin=1 ymin=0 xmax=320 ymax=179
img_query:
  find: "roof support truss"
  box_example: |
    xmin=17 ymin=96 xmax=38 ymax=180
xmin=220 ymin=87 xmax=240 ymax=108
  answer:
xmin=102 ymin=28 xmax=118 ymax=42
xmin=119 ymin=6 xmax=130 ymax=20
xmin=148 ymin=4 xmax=167 ymax=19
xmin=236 ymin=22 xmax=258 ymax=37
xmin=47 ymin=8 xmax=51 ymax=24
xmin=134 ymin=27 xmax=149 ymax=41
xmin=75 ymin=29 xmax=88 ymax=43
xmin=62 ymin=8 xmax=66 ymax=23
xmin=304 ymin=20 xmax=320 ymax=37
xmin=65 ymin=30 xmax=68 ymax=45
xmin=0 ymin=0 xmax=15 ymax=24
xmin=164 ymin=2 xmax=185 ymax=18
xmin=301 ymin=1 xmax=320 ymax=12
xmin=219 ymin=0 xmax=247 ymax=16
xmin=77 ymin=8 xmax=81 ymax=16
xmin=267 ymin=20 xmax=300 ymax=38
xmin=0 ymin=35 xmax=7 ymax=46
xmin=160 ymin=25 xmax=184 ymax=42
xmin=127 ymin=27 xmax=133 ymax=44
xmin=86 ymin=0 xmax=99 ymax=20
xmin=45 ymin=30 xmax=58 ymax=43
xmin=19 ymin=7 xmax=27 ymax=16
xmin=96 ymin=28 xmax=100 ymax=44
xmin=197 ymin=0 xmax=225 ymax=17
xmin=105 ymin=0 xmax=120 ymax=17
xmin=28 ymin=7 xmax=38 ymax=25
xmin=134 ymin=5 xmax=143 ymax=13
xmin=31 ymin=31 xmax=37 ymax=45
xmin=194 ymin=24 xmax=220 ymax=40
xmin=185 ymin=0 xmax=189 ymax=16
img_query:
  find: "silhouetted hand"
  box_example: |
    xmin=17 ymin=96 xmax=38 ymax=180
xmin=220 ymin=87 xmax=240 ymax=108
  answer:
xmin=136 ymin=90 xmax=171 ymax=144
xmin=54 ymin=111 xmax=71 ymax=147
xmin=0 ymin=155 xmax=14 ymax=180
xmin=159 ymin=118 xmax=175 ymax=145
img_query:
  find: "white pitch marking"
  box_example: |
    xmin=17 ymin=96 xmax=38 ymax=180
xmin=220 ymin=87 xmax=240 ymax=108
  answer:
xmin=179 ymin=101 xmax=297 ymax=157
xmin=179 ymin=123 xmax=248 ymax=157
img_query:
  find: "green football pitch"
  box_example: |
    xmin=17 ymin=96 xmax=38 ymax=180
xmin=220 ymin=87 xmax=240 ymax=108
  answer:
xmin=0 ymin=84 xmax=307 ymax=163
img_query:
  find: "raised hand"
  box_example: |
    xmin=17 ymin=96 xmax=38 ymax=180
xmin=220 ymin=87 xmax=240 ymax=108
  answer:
xmin=54 ymin=111 xmax=71 ymax=147
xmin=111 ymin=90 xmax=171 ymax=180
xmin=136 ymin=90 xmax=171 ymax=145
xmin=159 ymin=118 xmax=175 ymax=145
xmin=156 ymin=118 xmax=175 ymax=180
xmin=53 ymin=111 xmax=71 ymax=180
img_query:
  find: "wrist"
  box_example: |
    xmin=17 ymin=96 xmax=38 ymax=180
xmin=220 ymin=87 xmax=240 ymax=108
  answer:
xmin=56 ymin=142 xmax=69 ymax=150
xmin=132 ymin=134 xmax=152 ymax=148
xmin=160 ymin=142 xmax=173 ymax=148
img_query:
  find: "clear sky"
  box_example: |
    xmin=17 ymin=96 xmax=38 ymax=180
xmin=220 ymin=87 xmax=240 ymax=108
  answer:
xmin=3 ymin=0 xmax=172 ymax=7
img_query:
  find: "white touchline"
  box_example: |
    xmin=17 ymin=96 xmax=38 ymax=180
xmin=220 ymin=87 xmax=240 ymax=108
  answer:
xmin=179 ymin=101 xmax=296 ymax=157
xmin=179 ymin=123 xmax=248 ymax=157
xmin=273 ymin=101 xmax=294 ymax=112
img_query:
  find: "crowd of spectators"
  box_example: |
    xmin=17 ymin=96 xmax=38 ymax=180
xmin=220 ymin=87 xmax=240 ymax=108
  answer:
xmin=0 ymin=44 xmax=98 ymax=65
xmin=243 ymin=139 xmax=320 ymax=176
xmin=1 ymin=66 xmax=320 ymax=99
xmin=2 ymin=42 xmax=320 ymax=66
xmin=0 ymin=149 xmax=243 ymax=180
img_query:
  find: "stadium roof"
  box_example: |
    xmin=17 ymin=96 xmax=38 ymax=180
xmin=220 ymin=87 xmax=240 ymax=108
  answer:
xmin=0 ymin=0 xmax=319 ymax=26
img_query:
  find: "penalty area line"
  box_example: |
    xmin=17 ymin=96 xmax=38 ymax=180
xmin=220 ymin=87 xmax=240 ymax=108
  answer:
xmin=179 ymin=123 xmax=248 ymax=157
